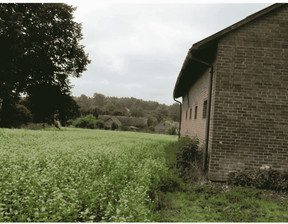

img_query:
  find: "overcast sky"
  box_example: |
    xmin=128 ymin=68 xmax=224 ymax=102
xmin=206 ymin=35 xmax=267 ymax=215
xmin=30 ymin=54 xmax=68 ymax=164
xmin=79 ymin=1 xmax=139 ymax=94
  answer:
xmin=64 ymin=1 xmax=272 ymax=105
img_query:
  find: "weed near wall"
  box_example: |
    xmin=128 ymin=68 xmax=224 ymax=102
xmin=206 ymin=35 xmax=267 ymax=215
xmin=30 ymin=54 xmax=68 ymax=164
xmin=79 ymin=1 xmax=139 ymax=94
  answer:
xmin=175 ymin=136 xmax=205 ymax=184
xmin=228 ymin=168 xmax=288 ymax=192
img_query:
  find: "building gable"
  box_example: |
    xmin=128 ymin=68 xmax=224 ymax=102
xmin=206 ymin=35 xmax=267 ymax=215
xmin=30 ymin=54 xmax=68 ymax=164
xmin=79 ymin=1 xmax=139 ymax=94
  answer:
xmin=209 ymin=3 xmax=288 ymax=180
xmin=173 ymin=3 xmax=288 ymax=181
xmin=173 ymin=3 xmax=287 ymax=99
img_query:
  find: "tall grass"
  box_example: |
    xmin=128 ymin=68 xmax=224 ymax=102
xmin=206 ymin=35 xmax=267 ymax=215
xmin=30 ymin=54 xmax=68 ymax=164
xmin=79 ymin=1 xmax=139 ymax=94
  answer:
xmin=0 ymin=128 xmax=176 ymax=222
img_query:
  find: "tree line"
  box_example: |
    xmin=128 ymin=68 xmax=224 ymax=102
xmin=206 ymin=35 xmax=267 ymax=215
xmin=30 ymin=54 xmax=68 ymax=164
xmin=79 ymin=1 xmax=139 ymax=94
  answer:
xmin=0 ymin=3 xmax=180 ymax=129
xmin=74 ymin=93 xmax=180 ymax=128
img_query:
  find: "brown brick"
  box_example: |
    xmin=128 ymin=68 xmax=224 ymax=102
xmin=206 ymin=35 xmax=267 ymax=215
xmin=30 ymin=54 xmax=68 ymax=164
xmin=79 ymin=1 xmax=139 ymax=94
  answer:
xmin=178 ymin=5 xmax=288 ymax=181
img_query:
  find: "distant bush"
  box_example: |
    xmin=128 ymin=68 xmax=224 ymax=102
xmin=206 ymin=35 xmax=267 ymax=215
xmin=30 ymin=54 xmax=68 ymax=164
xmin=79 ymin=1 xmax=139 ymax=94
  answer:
xmin=80 ymin=107 xmax=100 ymax=118
xmin=228 ymin=168 xmax=288 ymax=191
xmin=166 ymin=125 xmax=177 ymax=135
xmin=66 ymin=119 xmax=74 ymax=126
xmin=14 ymin=104 xmax=32 ymax=125
xmin=4 ymin=104 xmax=32 ymax=128
xmin=73 ymin=115 xmax=97 ymax=129
xmin=120 ymin=126 xmax=129 ymax=131
xmin=22 ymin=123 xmax=50 ymax=130
xmin=96 ymin=120 xmax=105 ymax=129
xmin=111 ymin=121 xmax=118 ymax=130
xmin=149 ymin=126 xmax=155 ymax=132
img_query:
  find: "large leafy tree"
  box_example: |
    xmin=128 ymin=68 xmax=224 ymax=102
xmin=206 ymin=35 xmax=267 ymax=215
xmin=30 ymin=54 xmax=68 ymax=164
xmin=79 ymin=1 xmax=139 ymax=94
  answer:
xmin=26 ymin=83 xmax=80 ymax=124
xmin=0 ymin=3 xmax=90 ymax=126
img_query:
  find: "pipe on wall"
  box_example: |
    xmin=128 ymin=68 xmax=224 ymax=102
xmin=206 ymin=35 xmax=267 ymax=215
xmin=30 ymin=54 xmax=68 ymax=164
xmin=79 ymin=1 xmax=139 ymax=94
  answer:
xmin=173 ymin=98 xmax=182 ymax=139
xmin=204 ymin=65 xmax=214 ymax=173
xmin=189 ymin=56 xmax=214 ymax=173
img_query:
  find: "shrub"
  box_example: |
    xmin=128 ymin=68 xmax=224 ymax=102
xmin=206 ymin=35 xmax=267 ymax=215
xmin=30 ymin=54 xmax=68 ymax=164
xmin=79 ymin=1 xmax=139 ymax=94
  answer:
xmin=176 ymin=136 xmax=205 ymax=183
xmin=228 ymin=168 xmax=288 ymax=191
xmin=149 ymin=126 xmax=155 ymax=132
xmin=66 ymin=119 xmax=74 ymax=126
xmin=120 ymin=126 xmax=129 ymax=131
xmin=177 ymin=136 xmax=200 ymax=168
xmin=166 ymin=125 xmax=177 ymax=135
xmin=14 ymin=104 xmax=32 ymax=125
xmin=2 ymin=104 xmax=32 ymax=128
xmin=163 ymin=136 xmax=205 ymax=184
xmin=111 ymin=121 xmax=118 ymax=130
xmin=95 ymin=120 xmax=104 ymax=129
xmin=22 ymin=123 xmax=50 ymax=130
xmin=73 ymin=115 xmax=97 ymax=129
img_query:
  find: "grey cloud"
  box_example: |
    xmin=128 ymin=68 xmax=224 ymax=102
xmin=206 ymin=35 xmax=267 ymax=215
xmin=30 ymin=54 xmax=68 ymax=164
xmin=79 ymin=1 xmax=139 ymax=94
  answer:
xmin=70 ymin=3 xmax=270 ymax=105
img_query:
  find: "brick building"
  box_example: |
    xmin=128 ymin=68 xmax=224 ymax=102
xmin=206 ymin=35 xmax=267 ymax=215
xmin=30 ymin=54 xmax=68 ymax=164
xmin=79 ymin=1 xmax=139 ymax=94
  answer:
xmin=173 ymin=4 xmax=288 ymax=181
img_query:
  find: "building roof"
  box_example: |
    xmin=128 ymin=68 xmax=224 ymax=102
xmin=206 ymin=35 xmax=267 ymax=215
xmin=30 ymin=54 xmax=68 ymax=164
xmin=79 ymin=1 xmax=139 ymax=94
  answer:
xmin=173 ymin=3 xmax=287 ymax=99
xmin=98 ymin=115 xmax=122 ymax=126
xmin=98 ymin=115 xmax=148 ymax=128
xmin=117 ymin=116 xmax=148 ymax=127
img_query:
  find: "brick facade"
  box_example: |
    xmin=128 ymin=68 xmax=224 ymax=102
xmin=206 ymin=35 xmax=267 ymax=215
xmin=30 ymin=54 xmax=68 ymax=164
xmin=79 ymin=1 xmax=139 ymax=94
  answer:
xmin=181 ymin=69 xmax=210 ymax=146
xmin=208 ymin=5 xmax=288 ymax=181
xmin=175 ymin=4 xmax=288 ymax=181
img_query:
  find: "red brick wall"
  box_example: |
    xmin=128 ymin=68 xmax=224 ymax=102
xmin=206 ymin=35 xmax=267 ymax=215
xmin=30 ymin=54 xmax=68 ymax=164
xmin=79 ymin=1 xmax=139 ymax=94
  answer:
xmin=208 ymin=5 xmax=288 ymax=181
xmin=181 ymin=68 xmax=210 ymax=146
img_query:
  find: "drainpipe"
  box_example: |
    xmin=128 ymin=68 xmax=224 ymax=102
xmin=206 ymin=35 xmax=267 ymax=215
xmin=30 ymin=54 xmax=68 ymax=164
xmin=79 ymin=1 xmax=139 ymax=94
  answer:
xmin=173 ymin=98 xmax=182 ymax=139
xmin=204 ymin=66 xmax=214 ymax=173
xmin=190 ymin=56 xmax=214 ymax=173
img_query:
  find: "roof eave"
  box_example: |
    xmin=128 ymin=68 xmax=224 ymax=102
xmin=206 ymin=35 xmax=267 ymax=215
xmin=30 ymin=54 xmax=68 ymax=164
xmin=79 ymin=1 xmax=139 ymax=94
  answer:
xmin=173 ymin=3 xmax=287 ymax=99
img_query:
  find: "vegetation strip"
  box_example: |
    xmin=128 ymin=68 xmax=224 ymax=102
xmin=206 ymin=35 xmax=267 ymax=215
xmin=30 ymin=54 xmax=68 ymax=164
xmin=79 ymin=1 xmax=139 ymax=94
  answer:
xmin=156 ymin=184 xmax=288 ymax=222
xmin=1 ymin=128 xmax=288 ymax=222
xmin=0 ymin=128 xmax=176 ymax=222
xmin=155 ymin=136 xmax=288 ymax=222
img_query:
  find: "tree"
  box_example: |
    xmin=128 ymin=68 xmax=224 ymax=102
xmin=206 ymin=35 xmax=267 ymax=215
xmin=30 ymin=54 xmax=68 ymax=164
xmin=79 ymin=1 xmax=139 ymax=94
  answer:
xmin=168 ymin=103 xmax=180 ymax=121
xmin=26 ymin=83 xmax=80 ymax=124
xmin=155 ymin=104 xmax=169 ymax=122
xmin=0 ymin=3 xmax=90 ymax=127
xmin=104 ymin=101 xmax=116 ymax=115
xmin=92 ymin=93 xmax=106 ymax=108
xmin=130 ymin=106 xmax=144 ymax=117
xmin=13 ymin=104 xmax=32 ymax=126
xmin=77 ymin=94 xmax=91 ymax=110
xmin=56 ymin=94 xmax=80 ymax=125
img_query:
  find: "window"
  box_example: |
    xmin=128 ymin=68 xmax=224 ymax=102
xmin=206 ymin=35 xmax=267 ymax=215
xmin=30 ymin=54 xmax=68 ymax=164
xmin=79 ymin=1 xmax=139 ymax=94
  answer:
xmin=203 ymin=100 xmax=208 ymax=118
xmin=194 ymin=106 xmax=198 ymax=119
xmin=186 ymin=110 xmax=188 ymax=120
xmin=189 ymin=108 xmax=192 ymax=120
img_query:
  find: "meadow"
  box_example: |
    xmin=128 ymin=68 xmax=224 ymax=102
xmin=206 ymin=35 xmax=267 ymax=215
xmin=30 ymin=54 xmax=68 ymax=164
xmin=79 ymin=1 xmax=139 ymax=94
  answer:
xmin=0 ymin=128 xmax=177 ymax=222
xmin=1 ymin=128 xmax=288 ymax=222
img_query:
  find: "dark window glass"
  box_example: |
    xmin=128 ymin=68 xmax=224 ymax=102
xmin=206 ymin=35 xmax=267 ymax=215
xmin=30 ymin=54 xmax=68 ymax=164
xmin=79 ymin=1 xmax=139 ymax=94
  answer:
xmin=194 ymin=106 xmax=198 ymax=119
xmin=189 ymin=108 xmax=192 ymax=120
xmin=203 ymin=100 xmax=208 ymax=118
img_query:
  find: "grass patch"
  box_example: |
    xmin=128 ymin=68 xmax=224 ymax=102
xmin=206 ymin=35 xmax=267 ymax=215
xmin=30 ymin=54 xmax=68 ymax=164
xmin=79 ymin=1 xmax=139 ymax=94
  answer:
xmin=155 ymin=137 xmax=288 ymax=222
xmin=1 ymin=129 xmax=288 ymax=222
xmin=156 ymin=184 xmax=288 ymax=222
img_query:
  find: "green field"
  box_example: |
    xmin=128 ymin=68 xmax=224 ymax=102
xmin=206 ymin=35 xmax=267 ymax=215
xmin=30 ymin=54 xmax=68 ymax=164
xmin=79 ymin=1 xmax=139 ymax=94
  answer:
xmin=0 ymin=128 xmax=177 ymax=222
xmin=2 ymin=128 xmax=288 ymax=222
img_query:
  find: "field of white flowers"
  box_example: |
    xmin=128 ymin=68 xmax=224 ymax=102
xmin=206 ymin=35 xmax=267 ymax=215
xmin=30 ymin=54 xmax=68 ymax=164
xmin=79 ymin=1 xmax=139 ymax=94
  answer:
xmin=0 ymin=128 xmax=176 ymax=222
